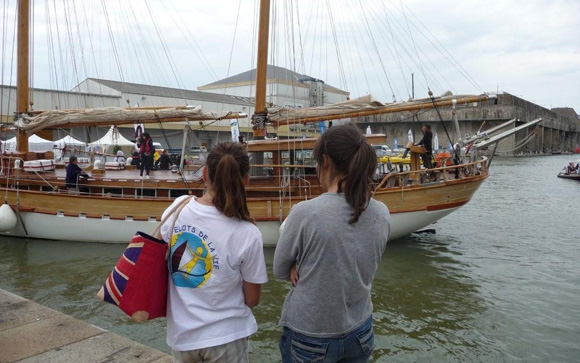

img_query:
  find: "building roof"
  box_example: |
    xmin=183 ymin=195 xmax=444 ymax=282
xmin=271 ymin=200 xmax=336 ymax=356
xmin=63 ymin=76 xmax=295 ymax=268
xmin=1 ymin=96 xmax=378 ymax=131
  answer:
xmin=0 ymin=84 xmax=120 ymax=98
xmin=198 ymin=65 xmax=349 ymax=95
xmin=551 ymin=107 xmax=579 ymax=119
xmin=86 ymin=78 xmax=254 ymax=106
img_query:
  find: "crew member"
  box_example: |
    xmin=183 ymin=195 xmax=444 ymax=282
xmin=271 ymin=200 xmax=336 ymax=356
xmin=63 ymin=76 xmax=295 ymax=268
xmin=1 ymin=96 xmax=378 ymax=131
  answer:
xmin=66 ymin=155 xmax=89 ymax=190
xmin=417 ymin=124 xmax=433 ymax=169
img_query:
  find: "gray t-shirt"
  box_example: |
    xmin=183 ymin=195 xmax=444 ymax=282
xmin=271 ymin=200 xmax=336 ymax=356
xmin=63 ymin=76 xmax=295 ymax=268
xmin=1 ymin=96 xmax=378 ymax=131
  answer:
xmin=273 ymin=193 xmax=390 ymax=337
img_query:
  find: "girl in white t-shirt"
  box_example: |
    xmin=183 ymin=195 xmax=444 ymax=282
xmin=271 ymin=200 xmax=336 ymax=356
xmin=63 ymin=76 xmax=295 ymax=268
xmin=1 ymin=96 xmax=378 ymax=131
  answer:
xmin=159 ymin=142 xmax=268 ymax=363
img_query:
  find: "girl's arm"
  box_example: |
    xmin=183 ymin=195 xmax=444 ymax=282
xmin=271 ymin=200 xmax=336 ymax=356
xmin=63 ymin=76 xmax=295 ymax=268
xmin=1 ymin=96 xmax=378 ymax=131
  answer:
xmin=242 ymin=281 xmax=261 ymax=308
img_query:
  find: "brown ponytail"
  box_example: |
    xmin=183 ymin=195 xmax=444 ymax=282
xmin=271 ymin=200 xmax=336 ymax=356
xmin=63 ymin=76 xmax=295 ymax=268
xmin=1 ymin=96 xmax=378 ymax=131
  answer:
xmin=206 ymin=142 xmax=253 ymax=223
xmin=313 ymin=124 xmax=377 ymax=224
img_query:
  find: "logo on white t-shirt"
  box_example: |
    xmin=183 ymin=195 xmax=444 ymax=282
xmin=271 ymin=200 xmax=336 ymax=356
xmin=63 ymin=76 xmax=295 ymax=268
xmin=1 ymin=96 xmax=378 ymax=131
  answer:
xmin=169 ymin=225 xmax=218 ymax=288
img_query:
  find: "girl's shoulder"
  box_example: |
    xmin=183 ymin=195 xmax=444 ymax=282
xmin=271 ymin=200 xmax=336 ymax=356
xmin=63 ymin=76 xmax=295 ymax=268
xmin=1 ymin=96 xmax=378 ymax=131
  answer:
xmin=233 ymin=219 xmax=262 ymax=242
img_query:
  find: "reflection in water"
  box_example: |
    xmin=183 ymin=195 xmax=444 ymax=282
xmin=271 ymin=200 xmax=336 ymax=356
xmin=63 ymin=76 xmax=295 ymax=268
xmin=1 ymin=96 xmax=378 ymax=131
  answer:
xmin=371 ymin=235 xmax=488 ymax=361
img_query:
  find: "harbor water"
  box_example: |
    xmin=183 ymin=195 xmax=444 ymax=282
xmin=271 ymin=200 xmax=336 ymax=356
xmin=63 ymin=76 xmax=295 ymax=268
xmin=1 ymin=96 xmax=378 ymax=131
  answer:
xmin=0 ymin=155 xmax=578 ymax=362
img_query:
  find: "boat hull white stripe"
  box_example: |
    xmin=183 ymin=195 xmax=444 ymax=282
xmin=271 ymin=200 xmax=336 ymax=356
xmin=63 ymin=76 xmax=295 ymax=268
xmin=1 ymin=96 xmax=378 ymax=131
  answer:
xmin=1 ymin=206 xmax=461 ymax=245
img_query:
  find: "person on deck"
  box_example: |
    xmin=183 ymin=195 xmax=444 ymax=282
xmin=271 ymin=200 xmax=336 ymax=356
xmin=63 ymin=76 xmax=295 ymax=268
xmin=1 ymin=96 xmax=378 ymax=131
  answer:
xmin=416 ymin=124 xmax=433 ymax=169
xmin=65 ymin=155 xmax=89 ymax=190
xmin=158 ymin=142 xmax=267 ymax=363
xmin=155 ymin=149 xmax=171 ymax=170
xmin=139 ymin=132 xmax=154 ymax=179
xmin=273 ymin=124 xmax=390 ymax=363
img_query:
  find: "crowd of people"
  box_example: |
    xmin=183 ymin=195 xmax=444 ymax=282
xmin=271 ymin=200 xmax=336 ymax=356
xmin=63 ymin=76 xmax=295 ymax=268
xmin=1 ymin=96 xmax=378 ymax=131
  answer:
xmin=156 ymin=124 xmax=390 ymax=363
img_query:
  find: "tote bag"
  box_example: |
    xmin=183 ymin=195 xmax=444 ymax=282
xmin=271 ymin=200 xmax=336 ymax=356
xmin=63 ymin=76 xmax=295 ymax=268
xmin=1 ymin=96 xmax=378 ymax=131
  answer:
xmin=97 ymin=196 xmax=192 ymax=322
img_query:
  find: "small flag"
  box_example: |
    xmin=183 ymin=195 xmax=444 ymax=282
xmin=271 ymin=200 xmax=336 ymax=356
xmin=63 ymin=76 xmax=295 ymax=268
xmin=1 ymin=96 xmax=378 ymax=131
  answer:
xmin=134 ymin=123 xmax=145 ymax=141
xmin=230 ymin=119 xmax=240 ymax=143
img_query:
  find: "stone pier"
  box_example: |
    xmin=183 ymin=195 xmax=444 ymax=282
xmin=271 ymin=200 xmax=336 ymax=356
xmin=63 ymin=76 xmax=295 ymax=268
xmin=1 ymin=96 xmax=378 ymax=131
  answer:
xmin=0 ymin=288 xmax=171 ymax=363
xmin=354 ymin=93 xmax=580 ymax=155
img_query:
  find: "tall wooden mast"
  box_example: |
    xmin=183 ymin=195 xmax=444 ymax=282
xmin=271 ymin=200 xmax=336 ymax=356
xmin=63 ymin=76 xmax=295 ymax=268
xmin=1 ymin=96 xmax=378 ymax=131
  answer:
xmin=16 ymin=0 xmax=30 ymax=153
xmin=251 ymin=0 xmax=271 ymax=140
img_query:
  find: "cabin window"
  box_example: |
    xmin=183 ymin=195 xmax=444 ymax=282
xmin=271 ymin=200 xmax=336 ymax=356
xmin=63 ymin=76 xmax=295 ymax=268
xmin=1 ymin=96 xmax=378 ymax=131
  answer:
xmin=170 ymin=189 xmax=189 ymax=198
xmin=249 ymin=151 xmax=274 ymax=177
xmin=294 ymin=150 xmax=316 ymax=176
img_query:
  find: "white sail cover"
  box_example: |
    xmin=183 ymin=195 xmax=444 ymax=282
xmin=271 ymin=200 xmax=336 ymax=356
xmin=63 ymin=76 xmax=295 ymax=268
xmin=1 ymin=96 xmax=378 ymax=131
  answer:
xmin=268 ymin=95 xmax=385 ymax=122
xmin=12 ymin=106 xmax=227 ymax=133
xmin=267 ymin=94 xmax=488 ymax=123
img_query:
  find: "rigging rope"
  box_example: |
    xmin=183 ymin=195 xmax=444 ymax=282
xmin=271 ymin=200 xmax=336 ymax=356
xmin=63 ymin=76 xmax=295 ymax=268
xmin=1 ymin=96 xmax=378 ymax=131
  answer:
xmin=378 ymin=1 xmax=410 ymax=98
xmin=429 ymin=92 xmax=459 ymax=162
xmin=325 ymin=0 xmax=348 ymax=92
xmin=398 ymin=0 xmax=484 ymax=93
xmin=101 ymin=0 xmax=125 ymax=83
xmin=221 ymin=0 xmax=243 ymax=115
xmin=143 ymin=0 xmax=187 ymax=104
xmin=399 ymin=0 xmax=429 ymax=96
xmin=358 ymin=0 xmax=396 ymax=101
xmin=495 ymin=130 xmax=537 ymax=153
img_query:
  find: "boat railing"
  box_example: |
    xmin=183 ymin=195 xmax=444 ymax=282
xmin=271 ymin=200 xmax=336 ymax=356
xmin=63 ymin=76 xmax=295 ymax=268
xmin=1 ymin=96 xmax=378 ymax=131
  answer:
xmin=375 ymin=157 xmax=488 ymax=191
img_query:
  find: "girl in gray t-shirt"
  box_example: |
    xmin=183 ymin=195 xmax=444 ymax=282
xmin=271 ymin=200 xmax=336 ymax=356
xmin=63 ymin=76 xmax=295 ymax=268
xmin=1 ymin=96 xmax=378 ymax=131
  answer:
xmin=274 ymin=124 xmax=390 ymax=363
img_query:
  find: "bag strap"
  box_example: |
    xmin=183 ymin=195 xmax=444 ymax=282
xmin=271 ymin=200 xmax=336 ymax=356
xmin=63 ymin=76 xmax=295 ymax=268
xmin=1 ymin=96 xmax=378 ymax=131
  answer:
xmin=152 ymin=195 xmax=194 ymax=239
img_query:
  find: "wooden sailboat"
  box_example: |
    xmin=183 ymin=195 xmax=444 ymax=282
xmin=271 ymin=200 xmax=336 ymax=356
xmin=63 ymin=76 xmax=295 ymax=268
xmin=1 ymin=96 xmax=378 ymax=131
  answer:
xmin=0 ymin=0 xmax=541 ymax=245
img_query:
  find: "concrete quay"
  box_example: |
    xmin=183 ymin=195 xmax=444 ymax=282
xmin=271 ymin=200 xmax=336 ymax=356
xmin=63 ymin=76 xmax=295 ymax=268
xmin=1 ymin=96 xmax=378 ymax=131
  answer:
xmin=0 ymin=289 xmax=171 ymax=363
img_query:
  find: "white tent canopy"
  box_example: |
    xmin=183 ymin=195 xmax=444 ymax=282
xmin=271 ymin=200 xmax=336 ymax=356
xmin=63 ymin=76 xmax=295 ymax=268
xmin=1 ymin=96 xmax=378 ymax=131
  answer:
xmin=2 ymin=134 xmax=55 ymax=152
xmin=89 ymin=126 xmax=135 ymax=155
xmin=55 ymin=135 xmax=86 ymax=146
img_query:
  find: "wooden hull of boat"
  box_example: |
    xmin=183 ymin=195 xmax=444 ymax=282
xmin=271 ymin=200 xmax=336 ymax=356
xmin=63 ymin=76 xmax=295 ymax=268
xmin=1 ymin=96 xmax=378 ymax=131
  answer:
xmin=0 ymin=173 xmax=486 ymax=245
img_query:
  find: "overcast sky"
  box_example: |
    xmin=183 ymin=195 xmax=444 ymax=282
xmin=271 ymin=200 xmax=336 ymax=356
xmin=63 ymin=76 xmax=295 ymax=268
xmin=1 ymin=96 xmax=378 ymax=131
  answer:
xmin=1 ymin=0 xmax=579 ymax=112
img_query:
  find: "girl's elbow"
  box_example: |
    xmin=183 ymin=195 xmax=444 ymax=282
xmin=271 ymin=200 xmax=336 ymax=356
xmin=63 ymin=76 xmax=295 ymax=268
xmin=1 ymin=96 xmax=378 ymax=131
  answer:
xmin=245 ymin=296 xmax=260 ymax=309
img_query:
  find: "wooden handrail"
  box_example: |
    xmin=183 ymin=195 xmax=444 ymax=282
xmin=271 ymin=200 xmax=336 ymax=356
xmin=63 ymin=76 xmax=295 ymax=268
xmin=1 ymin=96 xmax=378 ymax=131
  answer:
xmin=374 ymin=157 xmax=488 ymax=189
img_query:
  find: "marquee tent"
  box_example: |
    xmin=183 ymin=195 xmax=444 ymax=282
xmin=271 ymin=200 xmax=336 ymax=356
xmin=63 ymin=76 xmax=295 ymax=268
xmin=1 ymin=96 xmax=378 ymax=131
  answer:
xmin=2 ymin=134 xmax=55 ymax=152
xmin=89 ymin=126 xmax=135 ymax=155
xmin=55 ymin=135 xmax=86 ymax=146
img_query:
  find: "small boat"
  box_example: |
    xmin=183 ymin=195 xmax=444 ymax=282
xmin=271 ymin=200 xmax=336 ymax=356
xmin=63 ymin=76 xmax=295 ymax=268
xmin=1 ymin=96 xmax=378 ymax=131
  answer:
xmin=557 ymin=172 xmax=580 ymax=181
xmin=558 ymin=162 xmax=580 ymax=180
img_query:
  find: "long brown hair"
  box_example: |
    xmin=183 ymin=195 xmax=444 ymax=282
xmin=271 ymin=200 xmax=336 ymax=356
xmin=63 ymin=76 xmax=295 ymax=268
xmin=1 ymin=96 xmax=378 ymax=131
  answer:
xmin=205 ymin=142 xmax=253 ymax=223
xmin=313 ymin=124 xmax=377 ymax=224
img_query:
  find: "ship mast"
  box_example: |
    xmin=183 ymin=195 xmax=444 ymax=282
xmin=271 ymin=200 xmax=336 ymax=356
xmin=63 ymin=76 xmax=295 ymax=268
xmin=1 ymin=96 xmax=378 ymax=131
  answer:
xmin=251 ymin=0 xmax=271 ymax=140
xmin=16 ymin=0 xmax=30 ymax=153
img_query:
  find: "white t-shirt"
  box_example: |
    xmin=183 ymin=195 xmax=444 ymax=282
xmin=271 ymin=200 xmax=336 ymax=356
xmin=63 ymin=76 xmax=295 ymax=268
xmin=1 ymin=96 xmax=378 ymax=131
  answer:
xmin=160 ymin=196 xmax=268 ymax=351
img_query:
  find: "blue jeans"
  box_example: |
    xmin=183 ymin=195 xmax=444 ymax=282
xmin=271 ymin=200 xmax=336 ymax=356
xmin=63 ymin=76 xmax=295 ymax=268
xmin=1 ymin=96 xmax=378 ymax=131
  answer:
xmin=279 ymin=316 xmax=375 ymax=363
